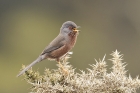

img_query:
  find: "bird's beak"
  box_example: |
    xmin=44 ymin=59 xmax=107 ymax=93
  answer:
xmin=73 ymin=26 xmax=80 ymax=32
xmin=73 ymin=29 xmax=79 ymax=32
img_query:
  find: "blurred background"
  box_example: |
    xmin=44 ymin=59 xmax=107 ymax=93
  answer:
xmin=0 ymin=0 xmax=140 ymax=93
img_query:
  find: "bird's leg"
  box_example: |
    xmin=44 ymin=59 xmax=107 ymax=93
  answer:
xmin=57 ymin=61 xmax=68 ymax=75
xmin=58 ymin=61 xmax=63 ymax=69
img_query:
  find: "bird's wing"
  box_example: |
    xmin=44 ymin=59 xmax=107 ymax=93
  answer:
xmin=41 ymin=34 xmax=65 ymax=55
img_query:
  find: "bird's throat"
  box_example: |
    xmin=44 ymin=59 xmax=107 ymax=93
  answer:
xmin=68 ymin=32 xmax=78 ymax=47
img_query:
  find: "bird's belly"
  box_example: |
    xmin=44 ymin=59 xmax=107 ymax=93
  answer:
xmin=48 ymin=45 xmax=71 ymax=59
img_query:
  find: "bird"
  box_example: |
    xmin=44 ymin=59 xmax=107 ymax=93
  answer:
xmin=17 ymin=21 xmax=80 ymax=77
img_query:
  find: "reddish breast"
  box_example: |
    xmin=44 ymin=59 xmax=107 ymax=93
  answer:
xmin=49 ymin=32 xmax=78 ymax=60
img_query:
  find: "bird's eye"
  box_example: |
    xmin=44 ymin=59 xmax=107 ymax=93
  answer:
xmin=69 ymin=26 xmax=72 ymax=30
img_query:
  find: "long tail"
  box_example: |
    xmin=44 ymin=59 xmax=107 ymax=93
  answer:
xmin=17 ymin=56 xmax=42 ymax=77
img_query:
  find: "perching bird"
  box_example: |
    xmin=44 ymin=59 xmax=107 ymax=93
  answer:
xmin=17 ymin=21 xmax=80 ymax=77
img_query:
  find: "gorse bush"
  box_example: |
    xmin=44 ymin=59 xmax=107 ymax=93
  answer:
xmin=19 ymin=50 xmax=140 ymax=93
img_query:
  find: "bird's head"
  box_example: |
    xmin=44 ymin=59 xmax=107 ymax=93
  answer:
xmin=60 ymin=21 xmax=80 ymax=35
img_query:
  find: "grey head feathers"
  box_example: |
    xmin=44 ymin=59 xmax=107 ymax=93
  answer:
xmin=60 ymin=21 xmax=78 ymax=34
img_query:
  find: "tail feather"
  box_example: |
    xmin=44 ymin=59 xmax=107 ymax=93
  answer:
xmin=17 ymin=56 xmax=42 ymax=77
